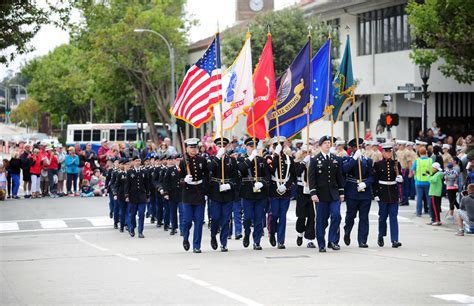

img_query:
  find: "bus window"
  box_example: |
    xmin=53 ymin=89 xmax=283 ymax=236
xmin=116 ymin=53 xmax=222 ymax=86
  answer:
xmin=126 ymin=129 xmax=137 ymax=141
xmin=116 ymin=129 xmax=125 ymax=141
xmin=83 ymin=130 xmax=92 ymax=141
xmin=92 ymin=130 xmax=101 ymax=141
xmin=73 ymin=130 xmax=82 ymax=142
xmin=109 ymin=130 xmax=116 ymax=141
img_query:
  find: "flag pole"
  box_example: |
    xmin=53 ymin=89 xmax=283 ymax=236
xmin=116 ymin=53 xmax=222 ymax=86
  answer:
xmin=214 ymin=30 xmax=225 ymax=185
xmin=271 ymin=26 xmax=282 ymax=188
xmin=251 ymin=31 xmax=259 ymax=186
xmin=306 ymin=25 xmax=312 ymax=186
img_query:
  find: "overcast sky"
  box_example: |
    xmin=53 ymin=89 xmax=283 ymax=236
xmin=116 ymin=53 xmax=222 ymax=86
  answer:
xmin=0 ymin=0 xmax=297 ymax=80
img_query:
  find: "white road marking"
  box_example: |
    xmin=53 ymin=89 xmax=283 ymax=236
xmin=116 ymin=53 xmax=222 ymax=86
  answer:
xmin=39 ymin=220 xmax=67 ymax=229
xmin=0 ymin=222 xmax=19 ymax=231
xmin=87 ymin=217 xmax=114 ymax=227
xmin=115 ymin=253 xmax=139 ymax=261
xmin=74 ymin=234 xmax=109 ymax=252
xmin=0 ymin=225 xmax=111 ymax=234
xmin=0 ymin=216 xmax=111 ymax=223
xmin=177 ymin=274 xmax=262 ymax=306
xmin=431 ymin=294 xmax=474 ymax=304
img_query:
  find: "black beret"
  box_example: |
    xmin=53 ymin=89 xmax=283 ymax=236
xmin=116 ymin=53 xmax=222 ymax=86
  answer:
xmin=214 ymin=137 xmax=229 ymax=147
xmin=319 ymin=135 xmax=337 ymax=146
xmin=348 ymin=138 xmax=364 ymax=148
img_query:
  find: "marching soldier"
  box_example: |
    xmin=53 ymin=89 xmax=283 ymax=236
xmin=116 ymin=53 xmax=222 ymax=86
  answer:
xmin=373 ymin=143 xmax=403 ymax=248
xmin=309 ymin=135 xmax=345 ymax=252
xmin=163 ymin=154 xmax=182 ymax=235
xmin=159 ymin=156 xmax=171 ymax=231
xmin=106 ymin=158 xmax=120 ymax=228
xmin=112 ymin=159 xmax=129 ymax=233
xmin=208 ymin=137 xmax=239 ymax=252
xmin=146 ymin=156 xmax=157 ymax=223
xmin=267 ymin=136 xmax=295 ymax=249
xmin=237 ymin=138 xmax=270 ymax=250
xmin=179 ymin=138 xmax=209 ymax=253
xmin=294 ymin=145 xmax=316 ymax=248
xmin=342 ymin=138 xmax=374 ymax=248
xmin=371 ymin=142 xmax=383 ymax=163
xmin=335 ymin=140 xmax=348 ymax=158
xmin=124 ymin=156 xmax=150 ymax=238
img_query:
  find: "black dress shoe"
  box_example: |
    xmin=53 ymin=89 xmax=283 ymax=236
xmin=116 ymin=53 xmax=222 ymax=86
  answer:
xmin=150 ymin=217 xmax=155 ymax=223
xmin=211 ymin=236 xmax=218 ymax=250
xmin=253 ymin=244 xmax=262 ymax=250
xmin=307 ymin=242 xmax=316 ymax=248
xmin=277 ymin=243 xmax=286 ymax=249
xmin=296 ymin=236 xmax=303 ymax=246
xmin=377 ymin=237 xmax=384 ymax=247
xmin=243 ymin=235 xmax=250 ymax=248
xmin=170 ymin=229 xmax=176 ymax=235
xmin=235 ymin=234 xmax=242 ymax=240
xmin=343 ymin=234 xmax=351 ymax=246
xmin=328 ymin=242 xmax=340 ymax=250
xmin=359 ymin=243 xmax=368 ymax=248
xmin=119 ymin=227 xmax=124 ymax=233
xmin=138 ymin=233 xmax=145 ymax=238
xmin=114 ymin=223 xmax=118 ymax=229
xmin=157 ymin=222 xmax=163 ymax=228
xmin=109 ymin=212 xmax=113 ymax=219
xmin=164 ymin=226 xmax=169 ymax=232
xmin=183 ymin=240 xmax=190 ymax=251
xmin=129 ymin=229 xmax=135 ymax=237
xmin=392 ymin=241 xmax=402 ymax=248
xmin=146 ymin=212 xmax=150 ymax=218
xmin=269 ymin=234 xmax=276 ymax=247
xmin=319 ymin=247 xmax=326 ymax=253
xmin=193 ymin=248 xmax=202 ymax=253
xmin=220 ymin=246 xmax=228 ymax=252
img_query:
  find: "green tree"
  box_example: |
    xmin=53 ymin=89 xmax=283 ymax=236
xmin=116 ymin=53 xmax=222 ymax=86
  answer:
xmin=11 ymin=97 xmax=41 ymax=128
xmin=221 ymin=8 xmax=339 ymax=76
xmin=407 ymin=0 xmax=474 ymax=84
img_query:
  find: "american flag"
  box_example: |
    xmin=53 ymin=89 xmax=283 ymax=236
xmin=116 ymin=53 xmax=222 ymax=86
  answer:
xmin=171 ymin=34 xmax=222 ymax=127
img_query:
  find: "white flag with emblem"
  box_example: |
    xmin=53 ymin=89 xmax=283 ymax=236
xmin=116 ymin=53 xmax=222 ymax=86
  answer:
xmin=214 ymin=34 xmax=253 ymax=137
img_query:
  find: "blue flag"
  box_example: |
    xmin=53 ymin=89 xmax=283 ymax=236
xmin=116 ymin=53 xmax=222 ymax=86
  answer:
xmin=268 ymin=41 xmax=311 ymax=138
xmin=292 ymin=39 xmax=333 ymax=137
xmin=332 ymin=35 xmax=354 ymax=122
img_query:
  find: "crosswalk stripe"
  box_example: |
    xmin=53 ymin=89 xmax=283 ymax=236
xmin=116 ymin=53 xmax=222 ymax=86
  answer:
xmin=0 ymin=222 xmax=20 ymax=231
xmin=39 ymin=220 xmax=67 ymax=229
xmin=87 ymin=217 xmax=114 ymax=227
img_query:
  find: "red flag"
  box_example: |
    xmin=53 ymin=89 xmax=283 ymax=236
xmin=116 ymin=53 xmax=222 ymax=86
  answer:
xmin=246 ymin=33 xmax=276 ymax=139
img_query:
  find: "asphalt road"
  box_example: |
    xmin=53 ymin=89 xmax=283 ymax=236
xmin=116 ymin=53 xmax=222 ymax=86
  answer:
xmin=1 ymin=196 xmax=473 ymax=305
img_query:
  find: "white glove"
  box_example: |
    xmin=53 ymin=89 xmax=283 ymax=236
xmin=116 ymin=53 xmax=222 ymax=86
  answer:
xmin=219 ymin=183 xmax=231 ymax=192
xmin=248 ymin=149 xmax=258 ymax=161
xmin=303 ymin=155 xmax=311 ymax=164
xmin=254 ymin=182 xmax=263 ymax=191
xmin=396 ymin=175 xmax=403 ymax=183
xmin=374 ymin=196 xmax=380 ymax=202
xmin=160 ymin=189 xmax=165 ymax=195
xmin=274 ymin=144 xmax=282 ymax=155
xmin=352 ymin=150 xmax=362 ymax=160
xmin=311 ymin=195 xmax=319 ymax=202
xmin=277 ymin=184 xmax=287 ymax=194
xmin=329 ymin=147 xmax=336 ymax=154
xmin=216 ymin=147 xmax=226 ymax=159
xmin=357 ymin=182 xmax=366 ymax=191
xmin=164 ymin=195 xmax=169 ymax=200
xmin=113 ymin=195 xmax=117 ymax=200
xmin=184 ymin=174 xmax=193 ymax=184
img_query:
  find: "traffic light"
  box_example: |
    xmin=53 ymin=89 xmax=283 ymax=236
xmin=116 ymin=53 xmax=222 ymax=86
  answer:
xmin=379 ymin=112 xmax=399 ymax=127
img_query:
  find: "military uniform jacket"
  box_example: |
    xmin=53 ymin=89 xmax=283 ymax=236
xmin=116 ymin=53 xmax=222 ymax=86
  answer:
xmin=163 ymin=166 xmax=181 ymax=203
xmin=105 ymin=167 xmax=117 ymax=188
xmin=372 ymin=158 xmax=401 ymax=204
xmin=124 ymin=167 xmax=150 ymax=204
xmin=267 ymin=153 xmax=295 ymax=198
xmin=237 ymin=155 xmax=270 ymax=200
xmin=342 ymin=156 xmax=374 ymax=200
xmin=295 ymin=162 xmax=310 ymax=195
xmin=113 ymin=170 xmax=128 ymax=201
xmin=208 ymin=155 xmax=239 ymax=203
xmin=144 ymin=166 xmax=155 ymax=198
xmin=309 ymin=152 xmax=344 ymax=202
xmin=178 ymin=155 xmax=209 ymax=205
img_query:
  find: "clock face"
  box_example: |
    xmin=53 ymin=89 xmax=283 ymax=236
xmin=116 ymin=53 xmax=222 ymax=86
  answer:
xmin=249 ymin=0 xmax=264 ymax=11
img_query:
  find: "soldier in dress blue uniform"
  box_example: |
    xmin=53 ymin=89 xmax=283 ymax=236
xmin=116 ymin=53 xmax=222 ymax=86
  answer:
xmin=112 ymin=158 xmax=130 ymax=232
xmin=342 ymin=138 xmax=374 ymax=248
xmin=309 ymin=135 xmax=345 ymax=252
xmin=294 ymin=145 xmax=316 ymax=248
xmin=163 ymin=154 xmax=182 ymax=235
xmin=179 ymin=138 xmax=209 ymax=253
xmin=124 ymin=156 xmax=150 ymax=238
xmin=207 ymin=137 xmax=239 ymax=252
xmin=157 ymin=155 xmax=171 ymax=231
xmin=373 ymin=143 xmax=403 ymax=248
xmin=105 ymin=158 xmax=119 ymax=220
xmin=146 ymin=156 xmax=157 ymax=224
xmin=237 ymin=138 xmax=270 ymax=250
xmin=267 ymin=136 xmax=296 ymax=249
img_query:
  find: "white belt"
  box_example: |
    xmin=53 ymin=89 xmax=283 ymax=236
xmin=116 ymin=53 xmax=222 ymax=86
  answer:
xmin=272 ymin=177 xmax=289 ymax=184
xmin=187 ymin=180 xmax=203 ymax=185
xmin=379 ymin=180 xmax=396 ymax=185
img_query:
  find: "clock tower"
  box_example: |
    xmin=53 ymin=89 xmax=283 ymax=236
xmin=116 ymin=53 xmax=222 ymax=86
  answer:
xmin=235 ymin=0 xmax=274 ymax=22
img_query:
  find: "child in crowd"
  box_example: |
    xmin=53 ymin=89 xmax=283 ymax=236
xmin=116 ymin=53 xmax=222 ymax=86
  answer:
xmin=80 ymin=179 xmax=94 ymax=197
xmin=90 ymin=169 xmax=104 ymax=196
xmin=428 ymin=162 xmax=444 ymax=226
xmin=0 ymin=161 xmax=6 ymax=201
xmin=445 ymin=162 xmax=459 ymax=220
xmin=83 ymin=162 xmax=93 ymax=182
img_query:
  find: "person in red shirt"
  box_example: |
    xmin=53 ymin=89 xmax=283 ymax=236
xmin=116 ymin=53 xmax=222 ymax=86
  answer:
xmin=29 ymin=148 xmax=42 ymax=198
xmin=98 ymin=140 xmax=110 ymax=169
xmin=83 ymin=162 xmax=93 ymax=182
xmin=46 ymin=146 xmax=59 ymax=198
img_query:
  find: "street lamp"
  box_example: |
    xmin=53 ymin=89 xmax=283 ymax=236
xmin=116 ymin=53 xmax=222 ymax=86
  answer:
xmin=419 ymin=65 xmax=431 ymax=133
xmin=134 ymin=28 xmax=177 ymax=147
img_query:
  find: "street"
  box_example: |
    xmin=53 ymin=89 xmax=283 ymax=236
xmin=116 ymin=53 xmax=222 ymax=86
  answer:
xmin=1 ymin=196 xmax=472 ymax=305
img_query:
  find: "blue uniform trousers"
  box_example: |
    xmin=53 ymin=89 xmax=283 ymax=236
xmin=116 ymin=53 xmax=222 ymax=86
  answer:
xmin=108 ymin=191 xmax=115 ymax=215
xmin=169 ymin=200 xmax=178 ymax=230
xmin=113 ymin=197 xmax=121 ymax=224
xmin=163 ymin=198 xmax=170 ymax=227
xmin=344 ymin=198 xmax=371 ymax=244
xmin=117 ymin=200 xmax=128 ymax=229
xmin=182 ymin=203 xmax=205 ymax=249
xmin=269 ymin=197 xmax=291 ymax=245
xmin=128 ymin=202 xmax=146 ymax=234
xmin=400 ymin=169 xmax=410 ymax=204
xmin=209 ymin=200 xmax=233 ymax=246
xmin=178 ymin=202 xmax=184 ymax=234
xmin=156 ymin=196 xmax=164 ymax=224
xmin=316 ymin=200 xmax=341 ymax=248
xmin=242 ymin=199 xmax=265 ymax=246
xmin=378 ymin=201 xmax=399 ymax=242
xmin=232 ymin=199 xmax=243 ymax=236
